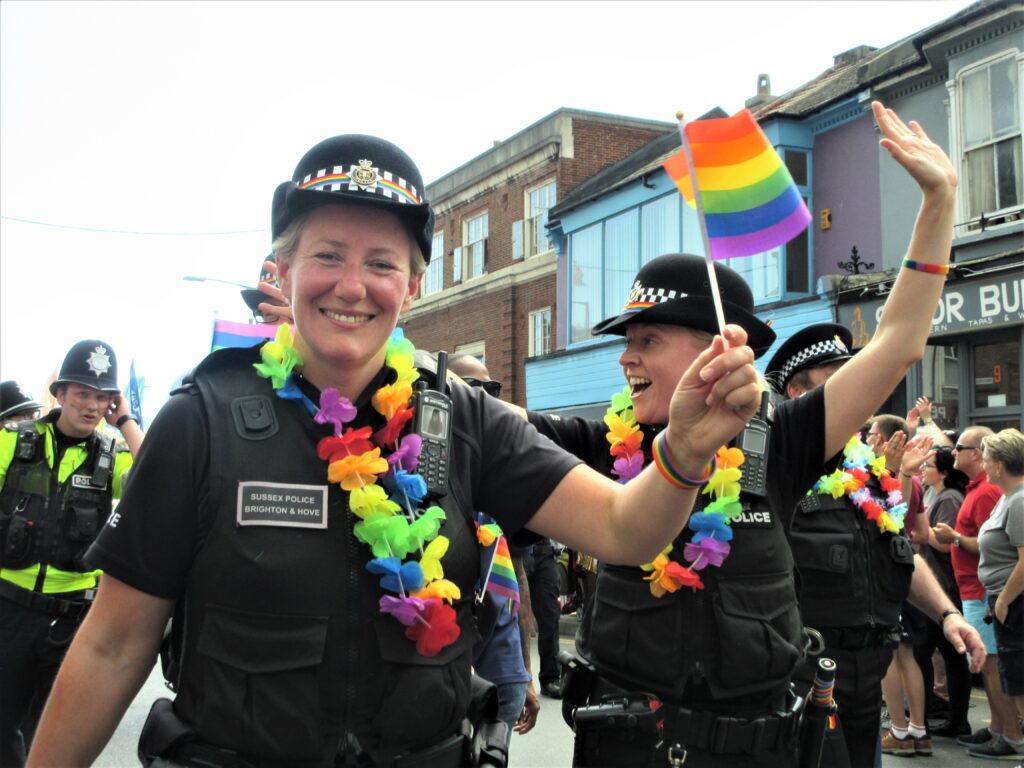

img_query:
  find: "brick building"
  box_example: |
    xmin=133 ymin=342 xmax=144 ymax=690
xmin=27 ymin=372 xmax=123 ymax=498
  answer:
xmin=401 ymin=109 xmax=673 ymax=405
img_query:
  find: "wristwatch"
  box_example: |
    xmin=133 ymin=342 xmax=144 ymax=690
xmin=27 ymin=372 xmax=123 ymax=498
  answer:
xmin=116 ymin=414 xmax=138 ymax=429
xmin=940 ymin=608 xmax=962 ymax=623
xmin=953 ymin=532 xmax=962 ymax=548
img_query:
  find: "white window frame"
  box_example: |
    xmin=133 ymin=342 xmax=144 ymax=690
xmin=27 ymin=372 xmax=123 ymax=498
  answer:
xmin=524 ymin=179 xmax=556 ymax=258
xmin=946 ymin=50 xmax=1024 ymax=230
xmin=460 ymin=211 xmax=489 ymax=280
xmin=421 ymin=232 xmax=444 ymax=296
xmin=528 ymin=307 xmax=552 ymax=357
xmin=454 ymin=340 xmax=485 ymax=364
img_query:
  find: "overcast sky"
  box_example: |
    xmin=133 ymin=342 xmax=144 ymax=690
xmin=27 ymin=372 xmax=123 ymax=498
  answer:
xmin=1 ymin=0 xmax=970 ymax=424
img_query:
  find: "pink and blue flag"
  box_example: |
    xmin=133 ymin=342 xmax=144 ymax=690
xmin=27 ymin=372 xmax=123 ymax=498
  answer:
xmin=211 ymin=319 xmax=279 ymax=352
xmin=663 ymin=109 xmax=811 ymax=260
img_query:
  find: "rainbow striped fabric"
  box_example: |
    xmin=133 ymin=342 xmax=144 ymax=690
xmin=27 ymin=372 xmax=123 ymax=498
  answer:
xmin=211 ymin=319 xmax=280 ymax=352
xmin=486 ymin=534 xmax=520 ymax=615
xmin=663 ymin=109 xmax=810 ymax=260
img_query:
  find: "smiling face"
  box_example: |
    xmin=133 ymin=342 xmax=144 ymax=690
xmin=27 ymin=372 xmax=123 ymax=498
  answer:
xmin=618 ymin=323 xmax=710 ymax=425
xmin=277 ymin=204 xmax=422 ymax=394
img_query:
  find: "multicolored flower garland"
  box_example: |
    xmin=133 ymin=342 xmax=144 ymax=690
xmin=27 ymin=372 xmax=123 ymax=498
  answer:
xmin=603 ymin=385 xmax=746 ymax=597
xmin=254 ymin=324 xmax=462 ymax=656
xmin=811 ymin=435 xmax=906 ymax=534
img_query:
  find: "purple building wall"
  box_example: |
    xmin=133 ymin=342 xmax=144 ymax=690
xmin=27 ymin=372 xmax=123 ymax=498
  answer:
xmin=812 ymin=115 xmax=882 ymax=279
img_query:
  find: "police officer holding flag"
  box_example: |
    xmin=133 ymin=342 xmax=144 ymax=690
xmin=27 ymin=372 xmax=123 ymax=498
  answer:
xmin=0 ymin=340 xmax=142 ymax=767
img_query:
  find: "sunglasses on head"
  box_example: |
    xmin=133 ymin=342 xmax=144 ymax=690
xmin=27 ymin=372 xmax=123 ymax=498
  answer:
xmin=464 ymin=378 xmax=502 ymax=397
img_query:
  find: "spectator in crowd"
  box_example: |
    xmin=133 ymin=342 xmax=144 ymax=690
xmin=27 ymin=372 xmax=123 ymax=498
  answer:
xmin=974 ymin=428 xmax=1024 ymax=761
xmin=934 ymin=427 xmax=1015 ymax=746
xmin=448 ymin=353 xmax=540 ymax=747
xmin=900 ymin=443 xmax=972 ymax=731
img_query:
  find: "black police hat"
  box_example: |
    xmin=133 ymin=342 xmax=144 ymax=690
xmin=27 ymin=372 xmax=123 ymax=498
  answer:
xmin=765 ymin=322 xmax=853 ymax=392
xmin=272 ymin=134 xmax=435 ymax=264
xmin=240 ymin=254 xmax=280 ymax=315
xmin=592 ymin=253 xmax=776 ymax=358
xmin=49 ymin=340 xmax=120 ymax=395
xmin=0 ymin=381 xmax=42 ymax=420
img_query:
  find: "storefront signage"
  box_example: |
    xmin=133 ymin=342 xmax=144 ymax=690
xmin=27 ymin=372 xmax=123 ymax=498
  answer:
xmin=838 ymin=269 xmax=1023 ymax=345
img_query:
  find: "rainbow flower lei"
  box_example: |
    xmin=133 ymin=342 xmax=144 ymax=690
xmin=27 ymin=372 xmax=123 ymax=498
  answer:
xmin=811 ymin=434 xmax=906 ymax=534
xmin=604 ymin=385 xmax=745 ymax=597
xmin=254 ymin=324 xmax=461 ymax=657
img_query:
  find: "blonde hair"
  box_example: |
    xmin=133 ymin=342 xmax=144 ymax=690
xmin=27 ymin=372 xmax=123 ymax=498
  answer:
xmin=271 ymin=207 xmax=426 ymax=275
xmin=981 ymin=428 xmax=1024 ymax=477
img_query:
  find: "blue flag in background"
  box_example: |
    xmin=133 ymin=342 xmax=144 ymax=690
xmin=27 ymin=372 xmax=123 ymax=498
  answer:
xmin=128 ymin=360 xmax=144 ymax=430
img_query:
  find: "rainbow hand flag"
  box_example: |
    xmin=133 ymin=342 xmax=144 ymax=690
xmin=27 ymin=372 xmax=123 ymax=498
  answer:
xmin=486 ymin=535 xmax=520 ymax=615
xmin=211 ymin=319 xmax=279 ymax=352
xmin=663 ymin=109 xmax=810 ymax=260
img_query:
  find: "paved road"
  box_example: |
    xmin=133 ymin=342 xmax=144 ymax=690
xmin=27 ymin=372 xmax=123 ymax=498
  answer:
xmin=88 ymin=633 xmax=995 ymax=767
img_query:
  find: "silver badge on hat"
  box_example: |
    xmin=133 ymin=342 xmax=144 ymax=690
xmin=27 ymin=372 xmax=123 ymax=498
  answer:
xmin=349 ymin=159 xmax=380 ymax=193
xmin=86 ymin=345 xmax=112 ymax=377
xmin=833 ymin=334 xmax=849 ymax=354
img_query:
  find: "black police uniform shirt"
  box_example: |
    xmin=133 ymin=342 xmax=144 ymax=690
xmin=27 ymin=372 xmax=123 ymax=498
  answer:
xmin=528 ymin=385 xmax=826 ymax=537
xmin=86 ymin=367 xmax=580 ymax=600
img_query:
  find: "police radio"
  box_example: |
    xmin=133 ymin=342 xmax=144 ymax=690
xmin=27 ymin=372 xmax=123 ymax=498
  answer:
xmin=735 ymin=390 xmax=773 ymax=498
xmin=412 ymin=351 xmax=452 ymax=498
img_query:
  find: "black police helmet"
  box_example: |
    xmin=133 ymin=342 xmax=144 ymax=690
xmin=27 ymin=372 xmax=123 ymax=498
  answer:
xmin=764 ymin=322 xmax=853 ymax=393
xmin=0 ymin=381 xmax=42 ymax=420
xmin=592 ymin=253 xmax=776 ymax=358
xmin=49 ymin=340 xmax=120 ymax=395
xmin=272 ymin=134 xmax=435 ymax=264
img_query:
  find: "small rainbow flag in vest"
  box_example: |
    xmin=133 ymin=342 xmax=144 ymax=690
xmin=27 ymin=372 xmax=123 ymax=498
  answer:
xmin=663 ymin=108 xmax=811 ymax=261
xmin=476 ymin=519 xmax=520 ymax=615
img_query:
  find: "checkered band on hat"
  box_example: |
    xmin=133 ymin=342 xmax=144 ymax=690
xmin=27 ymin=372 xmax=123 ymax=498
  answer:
xmin=779 ymin=337 xmax=850 ymax=384
xmin=299 ymin=162 xmax=421 ymax=205
xmin=623 ymin=281 xmax=685 ymax=312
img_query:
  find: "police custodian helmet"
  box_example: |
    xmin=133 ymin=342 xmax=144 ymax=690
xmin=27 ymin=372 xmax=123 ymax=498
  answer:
xmin=49 ymin=340 xmax=120 ymax=395
xmin=271 ymin=134 xmax=436 ymax=264
xmin=0 ymin=381 xmax=43 ymax=420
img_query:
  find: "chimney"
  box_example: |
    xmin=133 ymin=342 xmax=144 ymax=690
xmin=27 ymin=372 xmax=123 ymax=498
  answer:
xmin=745 ymin=73 xmax=774 ymax=109
xmin=833 ymin=45 xmax=877 ymax=67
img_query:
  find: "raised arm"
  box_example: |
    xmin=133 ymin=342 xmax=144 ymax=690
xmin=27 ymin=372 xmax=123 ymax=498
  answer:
xmin=527 ymin=324 xmax=760 ymax=564
xmin=27 ymin=576 xmax=173 ymax=767
xmin=821 ymin=101 xmax=957 ymax=460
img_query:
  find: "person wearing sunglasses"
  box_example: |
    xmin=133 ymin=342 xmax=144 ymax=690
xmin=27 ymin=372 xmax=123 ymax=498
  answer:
xmin=935 ymin=427 xmax=1019 ymax=750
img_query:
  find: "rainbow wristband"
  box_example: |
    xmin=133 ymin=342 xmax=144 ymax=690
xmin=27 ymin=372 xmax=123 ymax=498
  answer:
xmin=902 ymin=258 xmax=949 ymax=276
xmin=652 ymin=431 xmax=716 ymax=490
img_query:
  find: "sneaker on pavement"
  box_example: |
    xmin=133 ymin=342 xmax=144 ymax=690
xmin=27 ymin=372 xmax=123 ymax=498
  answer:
xmin=914 ymin=735 xmax=933 ymax=756
xmin=959 ymin=728 xmax=995 ymax=747
xmin=931 ymin=719 xmax=972 ymax=738
xmin=967 ymin=735 xmax=1021 ymax=759
xmin=881 ymin=728 xmax=916 ymax=757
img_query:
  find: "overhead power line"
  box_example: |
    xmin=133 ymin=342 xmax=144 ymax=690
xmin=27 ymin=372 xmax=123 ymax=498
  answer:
xmin=1 ymin=215 xmax=268 ymax=237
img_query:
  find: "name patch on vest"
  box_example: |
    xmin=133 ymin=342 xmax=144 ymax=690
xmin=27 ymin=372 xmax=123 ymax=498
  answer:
xmin=71 ymin=474 xmax=104 ymax=490
xmin=237 ymin=482 xmax=329 ymax=529
xmin=733 ymin=509 xmax=773 ymax=528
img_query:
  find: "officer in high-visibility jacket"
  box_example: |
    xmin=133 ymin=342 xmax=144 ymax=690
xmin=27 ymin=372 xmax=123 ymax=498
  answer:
xmin=0 ymin=340 xmax=143 ymax=767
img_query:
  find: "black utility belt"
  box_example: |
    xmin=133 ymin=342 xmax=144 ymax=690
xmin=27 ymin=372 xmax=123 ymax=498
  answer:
xmin=0 ymin=578 xmax=95 ymax=619
xmin=574 ymin=678 xmax=802 ymax=756
xmin=817 ymin=624 xmax=900 ymax=650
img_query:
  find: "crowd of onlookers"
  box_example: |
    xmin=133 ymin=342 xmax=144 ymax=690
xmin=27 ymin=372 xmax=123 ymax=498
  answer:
xmin=874 ymin=396 xmax=1024 ymax=762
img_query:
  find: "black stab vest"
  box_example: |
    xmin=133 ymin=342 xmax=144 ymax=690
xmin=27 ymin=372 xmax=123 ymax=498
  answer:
xmin=0 ymin=419 xmax=114 ymax=573
xmin=170 ymin=349 xmax=480 ymax=767
xmin=580 ymin=487 xmax=803 ymax=703
xmin=789 ymin=476 xmax=915 ymax=629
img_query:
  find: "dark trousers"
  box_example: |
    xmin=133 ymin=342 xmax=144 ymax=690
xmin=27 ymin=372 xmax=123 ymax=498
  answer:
xmin=525 ymin=546 xmax=561 ymax=685
xmin=794 ymin=645 xmax=892 ymax=768
xmin=912 ymin=614 xmax=972 ymax=726
xmin=0 ymin=595 xmax=82 ymax=768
